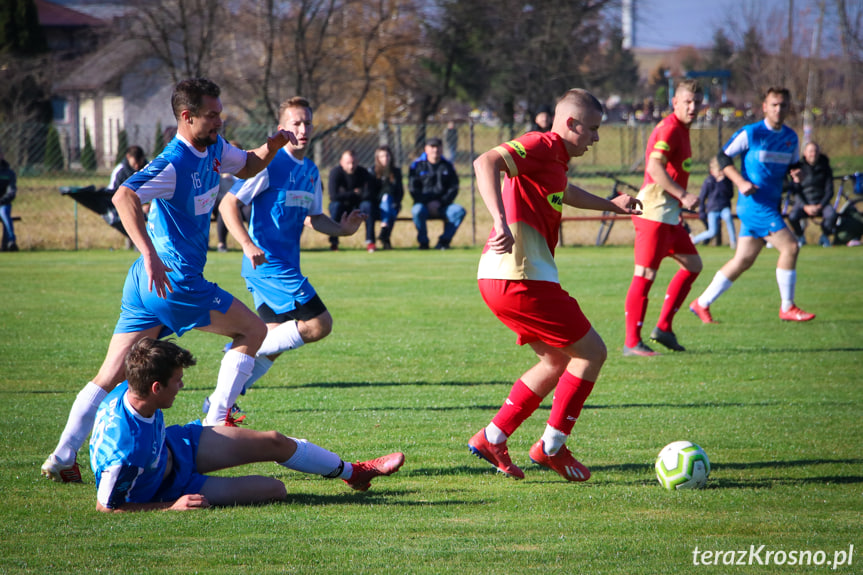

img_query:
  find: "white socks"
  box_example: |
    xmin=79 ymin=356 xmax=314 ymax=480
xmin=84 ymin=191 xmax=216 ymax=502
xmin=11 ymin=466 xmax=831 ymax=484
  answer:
xmin=205 ymin=349 xmax=255 ymax=425
xmin=541 ymin=425 xmax=568 ymax=456
xmin=698 ymin=271 xmax=733 ymax=308
xmin=257 ymin=321 xmax=305 ymax=357
xmin=484 ymin=422 xmax=507 ymax=444
xmin=281 ymin=438 xmax=351 ymax=479
xmin=241 ymin=356 xmax=274 ymax=395
xmin=53 ymin=381 xmax=108 ymax=465
xmin=776 ymin=268 xmax=796 ymax=312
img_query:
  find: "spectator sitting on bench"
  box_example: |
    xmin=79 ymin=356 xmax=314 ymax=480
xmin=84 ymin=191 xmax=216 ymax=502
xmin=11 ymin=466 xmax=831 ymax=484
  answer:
xmin=787 ymin=141 xmax=836 ymax=247
xmin=408 ymin=138 xmax=465 ymax=250
xmin=0 ymin=145 xmax=18 ymax=252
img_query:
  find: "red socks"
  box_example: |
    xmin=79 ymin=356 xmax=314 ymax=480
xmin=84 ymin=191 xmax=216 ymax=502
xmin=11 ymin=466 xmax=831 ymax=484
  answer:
xmin=491 ymin=379 xmax=542 ymax=437
xmin=657 ymin=269 xmax=698 ymax=332
xmin=625 ymin=275 xmax=653 ymax=347
xmin=547 ymin=371 xmax=595 ymax=435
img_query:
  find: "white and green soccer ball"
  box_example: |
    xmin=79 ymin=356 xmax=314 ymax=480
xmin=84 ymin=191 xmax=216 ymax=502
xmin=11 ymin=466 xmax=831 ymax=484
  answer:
xmin=655 ymin=441 xmax=710 ymax=490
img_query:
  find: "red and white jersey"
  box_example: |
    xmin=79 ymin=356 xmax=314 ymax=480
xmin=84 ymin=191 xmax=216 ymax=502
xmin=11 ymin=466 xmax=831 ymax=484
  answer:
xmin=636 ymin=113 xmax=692 ymax=224
xmin=477 ymin=131 xmax=570 ymax=283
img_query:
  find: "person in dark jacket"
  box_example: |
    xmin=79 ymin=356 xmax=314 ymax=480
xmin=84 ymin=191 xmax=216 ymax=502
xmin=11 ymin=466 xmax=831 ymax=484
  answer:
xmin=408 ymin=138 xmax=465 ymax=249
xmin=108 ymin=146 xmax=148 ymax=191
xmin=328 ymin=149 xmax=371 ymax=250
xmin=691 ymin=156 xmax=737 ymax=249
xmin=0 ymin=147 xmax=18 ymax=251
xmin=787 ymin=141 xmax=836 ymax=246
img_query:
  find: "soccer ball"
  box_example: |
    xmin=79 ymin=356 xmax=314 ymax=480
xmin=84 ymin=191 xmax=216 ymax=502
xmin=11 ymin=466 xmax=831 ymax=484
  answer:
xmin=654 ymin=441 xmax=710 ymax=490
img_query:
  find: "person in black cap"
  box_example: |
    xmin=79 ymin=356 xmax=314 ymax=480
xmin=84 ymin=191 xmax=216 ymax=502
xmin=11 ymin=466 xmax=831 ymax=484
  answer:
xmin=408 ymin=137 xmax=465 ymax=249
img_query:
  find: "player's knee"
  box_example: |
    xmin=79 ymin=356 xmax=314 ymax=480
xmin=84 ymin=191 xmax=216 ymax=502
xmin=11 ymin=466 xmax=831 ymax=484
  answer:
xmin=302 ymin=314 xmax=333 ymax=342
xmin=265 ymin=430 xmax=297 ymax=460
xmin=259 ymin=478 xmax=287 ymax=502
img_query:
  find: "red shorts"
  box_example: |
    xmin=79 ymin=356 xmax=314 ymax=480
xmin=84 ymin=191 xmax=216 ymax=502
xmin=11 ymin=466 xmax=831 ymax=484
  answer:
xmin=478 ymin=278 xmax=592 ymax=348
xmin=633 ymin=217 xmax=698 ymax=269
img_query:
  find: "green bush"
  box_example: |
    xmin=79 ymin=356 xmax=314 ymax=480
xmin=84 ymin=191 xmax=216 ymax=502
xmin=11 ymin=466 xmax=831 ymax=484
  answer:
xmin=80 ymin=127 xmax=96 ymax=171
xmin=43 ymin=124 xmax=63 ymax=171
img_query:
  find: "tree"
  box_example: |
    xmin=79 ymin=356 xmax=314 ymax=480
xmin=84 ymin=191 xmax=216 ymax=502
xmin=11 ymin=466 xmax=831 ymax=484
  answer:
xmin=152 ymin=121 xmax=164 ymax=158
xmin=0 ymin=0 xmax=48 ymax=56
xmin=81 ymin=127 xmax=97 ymax=171
xmin=44 ymin=124 xmax=64 ymax=171
xmin=115 ymin=129 xmax=129 ymax=165
xmin=129 ymin=0 xmax=224 ymax=83
xmin=591 ymin=26 xmax=640 ymax=99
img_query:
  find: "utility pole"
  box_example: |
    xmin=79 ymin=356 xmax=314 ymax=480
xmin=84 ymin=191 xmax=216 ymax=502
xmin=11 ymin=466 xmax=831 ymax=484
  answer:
xmin=804 ymin=0 xmax=827 ymax=144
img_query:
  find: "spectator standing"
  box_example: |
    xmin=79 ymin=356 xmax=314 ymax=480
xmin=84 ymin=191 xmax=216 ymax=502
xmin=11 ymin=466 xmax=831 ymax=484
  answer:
xmin=328 ymin=149 xmax=372 ymax=251
xmin=787 ymin=141 xmax=836 ymax=247
xmin=530 ymin=105 xmax=553 ymax=133
xmin=408 ymin=137 xmax=465 ymax=249
xmin=368 ymin=145 xmax=404 ymax=250
xmin=0 ymin=147 xmax=18 ymax=252
xmin=691 ymin=156 xmax=737 ymax=249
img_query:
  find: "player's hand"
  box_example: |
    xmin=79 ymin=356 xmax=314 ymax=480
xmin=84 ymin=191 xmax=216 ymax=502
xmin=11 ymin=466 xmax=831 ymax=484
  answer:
xmin=268 ymin=129 xmax=298 ymax=151
xmin=611 ymin=193 xmax=643 ymax=215
xmin=171 ymin=494 xmax=210 ymax=510
xmin=143 ymin=252 xmax=174 ymax=299
xmin=789 ymin=167 xmax=801 ymax=183
xmin=488 ymin=222 xmax=514 ymax=254
xmin=339 ymin=209 xmax=365 ymax=235
xmin=739 ymin=181 xmax=758 ymax=196
xmin=680 ymin=193 xmax=699 ymax=211
xmin=243 ymin=242 xmax=268 ymax=270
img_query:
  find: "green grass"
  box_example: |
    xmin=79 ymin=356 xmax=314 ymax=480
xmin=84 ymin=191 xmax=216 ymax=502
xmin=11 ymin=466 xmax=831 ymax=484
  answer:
xmin=1 ymin=246 xmax=861 ymax=574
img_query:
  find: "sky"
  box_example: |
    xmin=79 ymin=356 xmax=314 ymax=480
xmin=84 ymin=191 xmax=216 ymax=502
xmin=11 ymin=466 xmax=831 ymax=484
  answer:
xmin=633 ymin=0 xmax=793 ymax=49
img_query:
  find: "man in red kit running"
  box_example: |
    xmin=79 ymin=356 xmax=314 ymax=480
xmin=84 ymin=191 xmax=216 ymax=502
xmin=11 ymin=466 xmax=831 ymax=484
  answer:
xmin=468 ymin=89 xmax=642 ymax=482
xmin=623 ymin=79 xmax=704 ymax=356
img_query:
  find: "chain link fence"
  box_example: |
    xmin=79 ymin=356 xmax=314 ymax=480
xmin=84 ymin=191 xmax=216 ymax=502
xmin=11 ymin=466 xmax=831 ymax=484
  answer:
xmin=3 ymin=117 xmax=862 ymax=251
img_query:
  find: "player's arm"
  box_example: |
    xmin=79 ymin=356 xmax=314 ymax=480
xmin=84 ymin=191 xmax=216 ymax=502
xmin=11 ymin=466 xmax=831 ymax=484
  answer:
xmin=97 ymin=494 xmax=210 ymax=513
xmin=646 ymin=155 xmax=698 ymax=211
xmin=219 ymin=193 xmax=267 ymax=269
xmin=473 ymin=147 xmax=513 ymax=254
xmin=718 ymin=130 xmax=756 ymax=195
xmin=234 ymin=131 xmax=298 ymax=180
xmin=564 ymin=183 xmax=642 ymax=215
xmin=113 ymin=185 xmax=173 ymax=298
xmin=307 ymin=211 xmax=363 ymax=236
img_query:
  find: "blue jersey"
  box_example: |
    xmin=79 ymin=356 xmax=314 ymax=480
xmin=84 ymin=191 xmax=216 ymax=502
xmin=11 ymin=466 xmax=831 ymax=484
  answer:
xmin=723 ymin=120 xmax=799 ymax=220
xmin=232 ymin=148 xmax=323 ymax=313
xmin=123 ymin=135 xmax=247 ymax=277
xmin=89 ymin=382 xmax=168 ymax=509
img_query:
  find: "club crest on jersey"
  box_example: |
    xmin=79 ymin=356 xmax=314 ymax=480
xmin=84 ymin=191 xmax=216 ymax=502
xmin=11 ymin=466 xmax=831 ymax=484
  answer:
xmin=213 ymin=158 xmax=221 ymax=174
xmin=547 ymin=191 xmax=563 ymax=212
xmin=507 ymin=141 xmax=527 ymax=159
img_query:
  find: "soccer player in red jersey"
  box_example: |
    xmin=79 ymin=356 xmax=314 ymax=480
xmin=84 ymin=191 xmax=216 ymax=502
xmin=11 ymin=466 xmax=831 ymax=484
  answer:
xmin=468 ymin=89 xmax=642 ymax=482
xmin=623 ymin=79 xmax=704 ymax=356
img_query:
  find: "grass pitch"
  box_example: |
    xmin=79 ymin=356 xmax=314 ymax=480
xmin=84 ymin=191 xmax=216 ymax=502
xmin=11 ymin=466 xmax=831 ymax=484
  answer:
xmin=0 ymin=245 xmax=861 ymax=574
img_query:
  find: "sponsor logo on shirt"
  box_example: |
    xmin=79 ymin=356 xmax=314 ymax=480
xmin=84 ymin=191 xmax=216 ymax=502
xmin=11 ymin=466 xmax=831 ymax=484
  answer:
xmin=683 ymin=157 xmax=692 ymax=172
xmin=547 ymin=191 xmax=563 ymax=212
xmin=507 ymin=141 xmax=527 ymax=159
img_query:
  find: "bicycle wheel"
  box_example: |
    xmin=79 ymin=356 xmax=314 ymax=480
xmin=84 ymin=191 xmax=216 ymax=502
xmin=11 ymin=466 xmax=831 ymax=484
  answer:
xmin=595 ymin=212 xmax=615 ymax=246
xmin=834 ymin=198 xmax=863 ymax=245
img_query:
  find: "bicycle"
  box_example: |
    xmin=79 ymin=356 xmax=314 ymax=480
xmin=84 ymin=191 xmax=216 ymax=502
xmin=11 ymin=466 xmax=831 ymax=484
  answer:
xmin=831 ymin=173 xmax=863 ymax=246
xmin=594 ymin=172 xmax=640 ymax=246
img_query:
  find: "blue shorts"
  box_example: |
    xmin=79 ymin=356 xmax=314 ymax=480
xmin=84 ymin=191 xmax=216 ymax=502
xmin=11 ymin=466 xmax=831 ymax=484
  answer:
xmin=115 ymin=258 xmax=234 ymax=338
xmin=153 ymin=421 xmax=208 ymax=502
xmin=245 ymin=274 xmax=317 ymax=316
xmin=738 ymin=205 xmax=787 ymax=239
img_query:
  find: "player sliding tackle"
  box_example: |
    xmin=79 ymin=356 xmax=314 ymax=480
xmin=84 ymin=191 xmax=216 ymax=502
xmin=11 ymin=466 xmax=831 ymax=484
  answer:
xmin=469 ymin=89 xmax=642 ymax=482
xmin=90 ymin=338 xmax=404 ymax=512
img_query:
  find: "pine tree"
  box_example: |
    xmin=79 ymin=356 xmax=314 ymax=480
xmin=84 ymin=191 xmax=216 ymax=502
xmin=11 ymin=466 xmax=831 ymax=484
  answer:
xmin=115 ymin=129 xmax=128 ymax=165
xmin=44 ymin=124 xmax=63 ymax=171
xmin=81 ymin=127 xmax=97 ymax=171
xmin=152 ymin=121 xmax=164 ymax=158
xmin=0 ymin=0 xmax=48 ymax=56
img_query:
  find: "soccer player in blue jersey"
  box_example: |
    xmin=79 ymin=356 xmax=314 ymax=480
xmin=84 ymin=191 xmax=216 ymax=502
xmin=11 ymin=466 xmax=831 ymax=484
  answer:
xmin=690 ymin=87 xmax=815 ymax=323
xmin=90 ymin=338 xmax=404 ymax=512
xmin=42 ymin=78 xmax=300 ymax=483
xmin=218 ymin=97 xmax=364 ymax=394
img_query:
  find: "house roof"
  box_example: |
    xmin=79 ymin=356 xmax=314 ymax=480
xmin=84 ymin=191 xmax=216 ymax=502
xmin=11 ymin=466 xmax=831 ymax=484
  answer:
xmin=36 ymin=0 xmax=106 ymax=28
xmin=54 ymin=37 xmax=151 ymax=92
